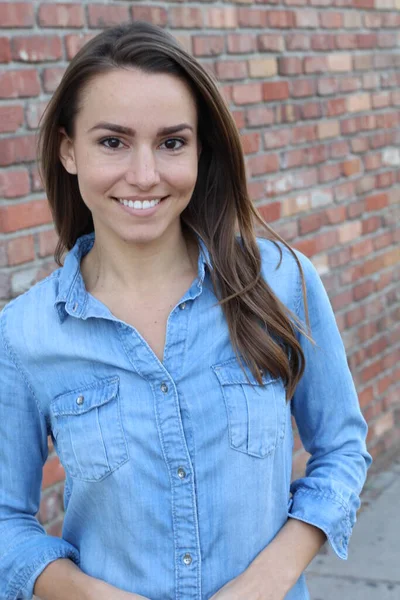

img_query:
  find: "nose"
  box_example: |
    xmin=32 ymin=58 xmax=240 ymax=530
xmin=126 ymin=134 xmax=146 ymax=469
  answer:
xmin=124 ymin=146 xmax=161 ymax=189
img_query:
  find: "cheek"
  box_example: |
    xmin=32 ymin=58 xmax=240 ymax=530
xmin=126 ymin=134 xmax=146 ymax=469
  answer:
xmin=163 ymin=157 xmax=198 ymax=192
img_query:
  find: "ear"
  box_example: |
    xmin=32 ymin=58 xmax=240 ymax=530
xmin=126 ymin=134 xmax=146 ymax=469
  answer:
xmin=59 ymin=127 xmax=77 ymax=175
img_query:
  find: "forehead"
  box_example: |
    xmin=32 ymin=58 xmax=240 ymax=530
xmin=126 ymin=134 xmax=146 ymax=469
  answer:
xmin=77 ymin=68 xmax=198 ymax=128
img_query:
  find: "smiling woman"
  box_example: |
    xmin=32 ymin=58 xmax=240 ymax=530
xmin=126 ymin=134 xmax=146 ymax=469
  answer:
xmin=0 ymin=20 xmax=371 ymax=600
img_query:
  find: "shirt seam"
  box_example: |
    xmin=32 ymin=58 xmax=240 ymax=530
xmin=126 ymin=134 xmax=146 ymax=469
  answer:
xmin=293 ymin=487 xmax=351 ymax=519
xmin=0 ymin=309 xmax=47 ymax=424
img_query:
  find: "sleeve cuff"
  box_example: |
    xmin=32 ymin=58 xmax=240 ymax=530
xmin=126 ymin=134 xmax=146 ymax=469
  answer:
xmin=6 ymin=535 xmax=80 ymax=600
xmin=287 ymin=489 xmax=352 ymax=560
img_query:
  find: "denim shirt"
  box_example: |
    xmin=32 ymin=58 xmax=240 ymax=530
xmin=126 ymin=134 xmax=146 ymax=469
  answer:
xmin=0 ymin=232 xmax=371 ymax=600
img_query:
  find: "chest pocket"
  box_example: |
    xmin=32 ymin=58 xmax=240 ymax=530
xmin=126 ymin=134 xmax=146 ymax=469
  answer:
xmin=51 ymin=376 xmax=129 ymax=482
xmin=212 ymin=358 xmax=286 ymax=459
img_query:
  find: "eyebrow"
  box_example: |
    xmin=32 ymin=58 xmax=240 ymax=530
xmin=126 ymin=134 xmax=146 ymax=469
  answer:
xmin=87 ymin=122 xmax=194 ymax=136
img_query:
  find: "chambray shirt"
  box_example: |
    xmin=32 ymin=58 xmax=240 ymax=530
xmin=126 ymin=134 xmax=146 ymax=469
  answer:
xmin=0 ymin=232 xmax=371 ymax=600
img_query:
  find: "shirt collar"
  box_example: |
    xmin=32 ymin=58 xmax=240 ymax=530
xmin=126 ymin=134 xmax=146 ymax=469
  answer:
xmin=54 ymin=231 xmax=212 ymax=323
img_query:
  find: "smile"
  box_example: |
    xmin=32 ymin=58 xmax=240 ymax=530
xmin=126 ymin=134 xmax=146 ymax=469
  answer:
xmin=118 ymin=198 xmax=161 ymax=210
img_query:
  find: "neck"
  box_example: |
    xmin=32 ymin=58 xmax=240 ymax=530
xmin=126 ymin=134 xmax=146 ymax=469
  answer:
xmin=81 ymin=225 xmax=198 ymax=297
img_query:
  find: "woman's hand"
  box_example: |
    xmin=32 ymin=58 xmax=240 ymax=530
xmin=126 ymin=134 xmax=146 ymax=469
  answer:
xmin=209 ymin=570 xmax=286 ymax=600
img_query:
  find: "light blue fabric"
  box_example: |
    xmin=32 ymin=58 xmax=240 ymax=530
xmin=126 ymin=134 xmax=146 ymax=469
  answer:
xmin=0 ymin=232 xmax=371 ymax=600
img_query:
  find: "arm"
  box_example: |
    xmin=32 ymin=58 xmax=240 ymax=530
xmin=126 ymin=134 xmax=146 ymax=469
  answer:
xmin=0 ymin=307 xmax=80 ymax=599
xmin=34 ymin=558 xmax=150 ymax=600
xmin=287 ymin=250 xmax=372 ymax=560
xmin=0 ymin=306 xmax=150 ymax=600
xmin=211 ymin=250 xmax=372 ymax=599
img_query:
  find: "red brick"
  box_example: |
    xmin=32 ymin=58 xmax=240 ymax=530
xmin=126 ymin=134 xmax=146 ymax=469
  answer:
xmin=31 ymin=166 xmax=44 ymax=192
xmin=204 ymin=7 xmax=238 ymax=29
xmin=87 ymin=4 xmax=129 ymax=28
xmin=42 ymin=66 xmax=66 ymax=93
xmin=228 ymin=33 xmax=257 ymax=54
xmin=0 ymin=134 xmax=37 ymax=167
xmin=263 ymin=129 xmax=291 ymax=149
xmin=293 ymin=238 xmax=318 ymax=257
xmin=268 ymin=10 xmax=295 ymax=28
xmin=295 ymin=9 xmax=319 ymax=28
xmin=46 ymin=517 xmax=64 ymax=538
xmin=216 ymin=60 xmax=248 ymax=81
xmin=0 ymin=200 xmax=52 ymax=233
xmin=131 ymin=6 xmax=168 ymax=27
xmin=0 ymin=69 xmax=40 ymax=98
xmin=0 ymin=169 xmax=30 ymax=198
xmin=318 ymin=77 xmax=338 ymax=96
xmin=351 ymin=238 xmax=374 ymax=260
xmin=278 ymin=57 xmax=302 ymax=75
xmin=232 ymin=82 xmax=262 ymax=105
xmin=38 ymin=3 xmax=84 ymax=28
xmin=247 ymin=153 xmax=279 ymax=176
xmin=286 ymin=33 xmax=310 ymax=51
xmin=192 ymin=35 xmax=225 ymax=57
xmin=257 ymin=33 xmax=285 ymax=52
xmin=0 ymin=105 xmax=24 ymax=133
xmin=12 ymin=35 xmax=62 ymax=63
xmin=246 ymin=106 xmax=274 ymax=127
xmin=262 ymin=81 xmax=289 ymax=101
xmin=299 ymin=213 xmax=324 ymax=235
xmin=304 ymin=56 xmax=329 ymax=74
xmin=257 ymin=202 xmax=281 ymax=223
xmin=6 ymin=235 xmax=35 ymax=266
xmin=291 ymin=124 xmax=317 ymax=144
xmin=311 ymin=34 xmax=335 ymax=51
xmin=38 ymin=489 xmax=63 ymax=524
xmin=345 ymin=305 xmax=365 ymax=328
xmin=365 ymin=193 xmax=388 ymax=212
xmin=169 ymin=7 xmax=202 ymax=28
xmin=0 ymin=2 xmax=34 ymax=27
xmin=320 ymin=11 xmax=343 ymax=28
xmin=38 ymin=229 xmax=58 ymax=258
xmin=357 ymin=33 xmax=378 ymax=49
xmin=26 ymin=100 xmax=49 ymax=129
xmin=42 ymin=456 xmax=66 ymax=489
xmin=315 ymin=229 xmax=338 ymax=252
xmin=238 ymin=8 xmax=268 ymax=27
xmin=0 ymin=37 xmax=11 ymax=63
xmin=240 ymin=132 xmax=260 ymax=154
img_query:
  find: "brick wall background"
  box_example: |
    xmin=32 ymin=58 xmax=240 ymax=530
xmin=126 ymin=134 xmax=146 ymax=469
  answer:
xmin=0 ymin=0 xmax=399 ymax=537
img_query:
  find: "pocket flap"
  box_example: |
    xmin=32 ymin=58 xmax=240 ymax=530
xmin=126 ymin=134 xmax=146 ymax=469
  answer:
xmin=51 ymin=376 xmax=119 ymax=417
xmin=212 ymin=358 xmax=276 ymax=386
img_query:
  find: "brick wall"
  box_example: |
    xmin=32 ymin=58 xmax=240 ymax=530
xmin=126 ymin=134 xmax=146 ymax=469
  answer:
xmin=0 ymin=1 xmax=399 ymax=537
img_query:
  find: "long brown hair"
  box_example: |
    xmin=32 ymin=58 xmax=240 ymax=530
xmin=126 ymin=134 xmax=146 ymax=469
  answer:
xmin=38 ymin=21 xmax=314 ymax=400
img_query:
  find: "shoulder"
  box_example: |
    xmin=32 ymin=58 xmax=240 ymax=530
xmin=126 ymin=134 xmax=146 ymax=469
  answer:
xmin=255 ymin=236 xmax=325 ymax=312
xmin=0 ymin=269 xmax=62 ymax=352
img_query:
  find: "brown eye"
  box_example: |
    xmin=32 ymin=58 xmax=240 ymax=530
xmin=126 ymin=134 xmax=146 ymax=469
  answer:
xmin=101 ymin=137 xmax=123 ymax=149
xmin=161 ymin=138 xmax=185 ymax=151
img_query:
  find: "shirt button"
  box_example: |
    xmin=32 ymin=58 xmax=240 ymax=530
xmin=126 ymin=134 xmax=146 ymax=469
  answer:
xmin=177 ymin=467 xmax=186 ymax=479
xmin=179 ymin=302 xmax=186 ymax=310
xmin=183 ymin=553 xmax=192 ymax=565
xmin=76 ymin=395 xmax=84 ymax=405
xmin=160 ymin=383 xmax=168 ymax=393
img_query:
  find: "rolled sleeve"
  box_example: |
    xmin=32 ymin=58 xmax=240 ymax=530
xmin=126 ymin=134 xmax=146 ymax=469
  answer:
xmin=288 ymin=251 xmax=372 ymax=560
xmin=0 ymin=306 xmax=80 ymax=599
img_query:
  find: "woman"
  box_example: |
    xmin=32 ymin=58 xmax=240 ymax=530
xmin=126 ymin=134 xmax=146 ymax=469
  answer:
xmin=0 ymin=21 xmax=371 ymax=600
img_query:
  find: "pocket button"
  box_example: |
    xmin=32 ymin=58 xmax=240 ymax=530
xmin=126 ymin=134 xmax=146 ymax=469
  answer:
xmin=76 ymin=395 xmax=84 ymax=405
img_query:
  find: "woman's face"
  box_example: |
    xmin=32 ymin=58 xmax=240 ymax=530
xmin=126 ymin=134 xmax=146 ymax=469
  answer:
xmin=59 ymin=68 xmax=201 ymax=247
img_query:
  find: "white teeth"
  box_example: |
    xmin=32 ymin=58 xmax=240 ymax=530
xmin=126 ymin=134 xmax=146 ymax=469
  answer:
xmin=118 ymin=198 xmax=161 ymax=210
